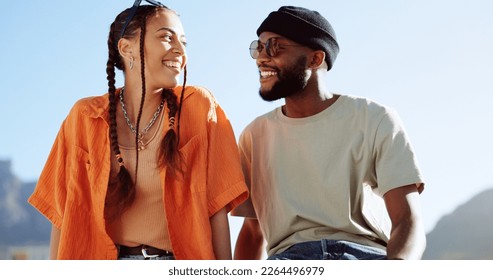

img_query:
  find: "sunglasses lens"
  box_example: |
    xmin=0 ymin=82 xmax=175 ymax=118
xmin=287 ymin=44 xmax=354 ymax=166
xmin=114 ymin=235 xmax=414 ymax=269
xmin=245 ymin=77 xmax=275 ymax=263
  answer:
xmin=249 ymin=38 xmax=281 ymax=59
xmin=265 ymin=38 xmax=278 ymax=57
xmin=249 ymin=40 xmax=261 ymax=59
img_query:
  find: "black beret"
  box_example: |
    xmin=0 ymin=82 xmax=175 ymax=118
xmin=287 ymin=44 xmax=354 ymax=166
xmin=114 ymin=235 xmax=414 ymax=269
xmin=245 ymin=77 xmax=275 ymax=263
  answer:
xmin=257 ymin=6 xmax=339 ymax=71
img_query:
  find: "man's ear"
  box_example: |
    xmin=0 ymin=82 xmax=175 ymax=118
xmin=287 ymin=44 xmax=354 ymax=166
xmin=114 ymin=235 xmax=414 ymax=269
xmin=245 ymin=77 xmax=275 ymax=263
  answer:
xmin=308 ymin=50 xmax=326 ymax=70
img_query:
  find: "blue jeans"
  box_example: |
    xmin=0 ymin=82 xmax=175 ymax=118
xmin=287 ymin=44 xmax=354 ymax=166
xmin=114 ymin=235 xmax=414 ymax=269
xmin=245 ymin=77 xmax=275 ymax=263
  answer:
xmin=118 ymin=254 xmax=175 ymax=260
xmin=267 ymin=239 xmax=386 ymax=260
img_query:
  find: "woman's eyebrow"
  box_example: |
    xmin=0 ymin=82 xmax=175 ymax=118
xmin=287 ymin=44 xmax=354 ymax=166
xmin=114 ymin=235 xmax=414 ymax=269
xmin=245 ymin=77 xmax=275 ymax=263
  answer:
xmin=156 ymin=27 xmax=180 ymax=34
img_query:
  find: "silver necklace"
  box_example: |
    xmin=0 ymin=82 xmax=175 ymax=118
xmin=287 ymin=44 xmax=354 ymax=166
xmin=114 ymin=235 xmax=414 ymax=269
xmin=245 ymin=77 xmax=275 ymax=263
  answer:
xmin=119 ymin=88 xmax=165 ymax=151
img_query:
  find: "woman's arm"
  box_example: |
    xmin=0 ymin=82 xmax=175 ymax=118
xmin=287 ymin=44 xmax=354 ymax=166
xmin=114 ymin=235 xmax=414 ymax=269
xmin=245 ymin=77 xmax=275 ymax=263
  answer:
xmin=49 ymin=225 xmax=61 ymax=260
xmin=210 ymin=207 xmax=232 ymax=260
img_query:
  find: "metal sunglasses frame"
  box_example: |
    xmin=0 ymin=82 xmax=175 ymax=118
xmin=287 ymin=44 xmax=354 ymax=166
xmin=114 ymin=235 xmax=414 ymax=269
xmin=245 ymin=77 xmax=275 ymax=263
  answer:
xmin=249 ymin=37 xmax=302 ymax=59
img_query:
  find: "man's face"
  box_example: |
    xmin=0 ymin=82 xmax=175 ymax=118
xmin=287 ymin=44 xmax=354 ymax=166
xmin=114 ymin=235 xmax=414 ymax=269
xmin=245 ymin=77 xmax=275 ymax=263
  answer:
xmin=254 ymin=32 xmax=310 ymax=101
xmin=259 ymin=55 xmax=308 ymax=101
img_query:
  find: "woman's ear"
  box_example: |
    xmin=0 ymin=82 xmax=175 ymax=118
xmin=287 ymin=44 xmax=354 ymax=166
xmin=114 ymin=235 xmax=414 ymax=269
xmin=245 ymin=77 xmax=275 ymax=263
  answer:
xmin=117 ymin=38 xmax=135 ymax=61
xmin=308 ymin=50 xmax=326 ymax=70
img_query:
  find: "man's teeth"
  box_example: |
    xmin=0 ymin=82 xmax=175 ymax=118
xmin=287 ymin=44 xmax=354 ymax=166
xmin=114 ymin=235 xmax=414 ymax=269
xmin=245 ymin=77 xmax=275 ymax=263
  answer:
xmin=164 ymin=61 xmax=180 ymax=68
xmin=260 ymin=71 xmax=277 ymax=78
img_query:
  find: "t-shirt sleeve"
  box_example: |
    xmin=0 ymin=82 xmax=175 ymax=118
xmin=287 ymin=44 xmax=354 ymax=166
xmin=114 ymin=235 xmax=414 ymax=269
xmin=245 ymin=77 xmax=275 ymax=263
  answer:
xmin=27 ymin=121 xmax=68 ymax=229
xmin=230 ymin=128 xmax=257 ymax=218
xmin=372 ymin=108 xmax=425 ymax=196
xmin=205 ymin=101 xmax=248 ymax=216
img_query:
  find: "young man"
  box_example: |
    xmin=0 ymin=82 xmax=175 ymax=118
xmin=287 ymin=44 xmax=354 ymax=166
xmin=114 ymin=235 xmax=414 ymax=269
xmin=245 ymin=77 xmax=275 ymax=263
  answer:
xmin=232 ymin=6 xmax=426 ymax=260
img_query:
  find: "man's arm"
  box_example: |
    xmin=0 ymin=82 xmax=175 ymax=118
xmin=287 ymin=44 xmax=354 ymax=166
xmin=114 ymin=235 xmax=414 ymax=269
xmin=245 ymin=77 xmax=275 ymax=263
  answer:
xmin=384 ymin=184 xmax=426 ymax=259
xmin=234 ymin=218 xmax=264 ymax=260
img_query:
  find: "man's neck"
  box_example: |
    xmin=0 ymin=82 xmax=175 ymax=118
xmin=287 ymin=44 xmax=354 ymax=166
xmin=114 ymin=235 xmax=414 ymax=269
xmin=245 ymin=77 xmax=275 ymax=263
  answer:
xmin=282 ymin=86 xmax=338 ymax=118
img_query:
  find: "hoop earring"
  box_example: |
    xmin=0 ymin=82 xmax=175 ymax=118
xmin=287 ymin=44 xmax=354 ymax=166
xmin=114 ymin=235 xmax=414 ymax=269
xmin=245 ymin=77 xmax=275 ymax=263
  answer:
xmin=129 ymin=56 xmax=134 ymax=70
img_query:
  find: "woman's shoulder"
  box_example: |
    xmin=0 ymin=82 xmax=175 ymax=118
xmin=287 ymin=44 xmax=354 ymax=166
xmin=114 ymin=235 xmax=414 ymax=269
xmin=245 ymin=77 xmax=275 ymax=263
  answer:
xmin=177 ymin=85 xmax=216 ymax=102
xmin=176 ymin=85 xmax=220 ymax=113
xmin=73 ymin=93 xmax=109 ymax=109
xmin=69 ymin=93 xmax=109 ymax=118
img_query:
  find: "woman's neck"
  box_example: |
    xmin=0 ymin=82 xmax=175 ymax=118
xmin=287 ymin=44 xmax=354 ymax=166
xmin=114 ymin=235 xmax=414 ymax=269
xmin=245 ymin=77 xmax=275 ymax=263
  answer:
xmin=121 ymin=83 xmax=164 ymax=117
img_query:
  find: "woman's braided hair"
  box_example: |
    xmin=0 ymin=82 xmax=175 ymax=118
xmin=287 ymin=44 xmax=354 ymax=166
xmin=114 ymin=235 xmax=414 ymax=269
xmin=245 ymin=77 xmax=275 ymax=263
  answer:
xmin=105 ymin=5 xmax=186 ymax=220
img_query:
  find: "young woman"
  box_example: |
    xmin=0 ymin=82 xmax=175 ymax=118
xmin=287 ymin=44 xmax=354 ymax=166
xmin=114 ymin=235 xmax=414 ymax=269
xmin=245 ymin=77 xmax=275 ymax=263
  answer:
xmin=28 ymin=1 xmax=248 ymax=260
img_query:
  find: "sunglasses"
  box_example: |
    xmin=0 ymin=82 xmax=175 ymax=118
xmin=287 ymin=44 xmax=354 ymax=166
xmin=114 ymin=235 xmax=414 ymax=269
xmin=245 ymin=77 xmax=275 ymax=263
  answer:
xmin=249 ymin=37 xmax=303 ymax=59
xmin=120 ymin=0 xmax=166 ymax=39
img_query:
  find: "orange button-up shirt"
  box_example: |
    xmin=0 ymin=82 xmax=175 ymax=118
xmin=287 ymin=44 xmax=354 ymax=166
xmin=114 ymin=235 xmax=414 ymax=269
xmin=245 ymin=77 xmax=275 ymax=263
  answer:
xmin=28 ymin=86 xmax=248 ymax=259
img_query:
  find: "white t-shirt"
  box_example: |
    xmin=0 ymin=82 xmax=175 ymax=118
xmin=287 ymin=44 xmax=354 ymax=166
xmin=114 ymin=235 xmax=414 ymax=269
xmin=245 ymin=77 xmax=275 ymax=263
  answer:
xmin=233 ymin=95 xmax=425 ymax=256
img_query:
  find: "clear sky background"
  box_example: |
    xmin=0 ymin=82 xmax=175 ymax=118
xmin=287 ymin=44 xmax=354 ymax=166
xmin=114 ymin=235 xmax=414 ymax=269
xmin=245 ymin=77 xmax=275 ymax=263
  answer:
xmin=1 ymin=0 xmax=492 ymax=245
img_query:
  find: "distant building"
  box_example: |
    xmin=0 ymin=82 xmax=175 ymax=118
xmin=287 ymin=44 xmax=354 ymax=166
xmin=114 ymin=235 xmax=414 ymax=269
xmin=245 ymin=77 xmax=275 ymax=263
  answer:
xmin=5 ymin=245 xmax=50 ymax=260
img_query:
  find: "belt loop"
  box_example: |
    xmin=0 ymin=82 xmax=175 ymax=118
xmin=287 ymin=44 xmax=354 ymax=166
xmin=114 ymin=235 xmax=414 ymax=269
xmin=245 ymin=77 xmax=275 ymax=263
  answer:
xmin=321 ymin=239 xmax=329 ymax=259
xmin=141 ymin=245 xmax=160 ymax=259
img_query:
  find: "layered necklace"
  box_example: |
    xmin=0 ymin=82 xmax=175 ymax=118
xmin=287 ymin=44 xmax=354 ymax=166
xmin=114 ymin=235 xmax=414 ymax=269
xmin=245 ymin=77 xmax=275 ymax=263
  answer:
xmin=119 ymin=88 xmax=165 ymax=151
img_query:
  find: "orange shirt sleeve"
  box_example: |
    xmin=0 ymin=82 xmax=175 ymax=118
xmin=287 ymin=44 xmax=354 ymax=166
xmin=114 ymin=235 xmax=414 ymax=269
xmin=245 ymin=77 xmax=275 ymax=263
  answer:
xmin=196 ymin=88 xmax=248 ymax=216
xmin=207 ymin=104 xmax=248 ymax=215
xmin=28 ymin=121 xmax=68 ymax=229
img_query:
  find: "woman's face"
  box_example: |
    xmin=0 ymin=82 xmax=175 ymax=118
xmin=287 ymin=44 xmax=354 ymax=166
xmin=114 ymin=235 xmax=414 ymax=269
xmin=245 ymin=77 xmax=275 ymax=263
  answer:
xmin=141 ymin=9 xmax=187 ymax=90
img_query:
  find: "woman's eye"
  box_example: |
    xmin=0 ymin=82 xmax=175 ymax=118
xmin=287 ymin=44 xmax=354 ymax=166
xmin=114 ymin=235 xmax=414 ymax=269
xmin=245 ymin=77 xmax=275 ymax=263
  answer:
xmin=162 ymin=34 xmax=172 ymax=41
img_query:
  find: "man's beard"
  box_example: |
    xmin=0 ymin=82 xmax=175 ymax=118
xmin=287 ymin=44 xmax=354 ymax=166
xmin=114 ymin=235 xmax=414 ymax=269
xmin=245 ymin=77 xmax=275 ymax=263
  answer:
xmin=259 ymin=56 xmax=308 ymax=102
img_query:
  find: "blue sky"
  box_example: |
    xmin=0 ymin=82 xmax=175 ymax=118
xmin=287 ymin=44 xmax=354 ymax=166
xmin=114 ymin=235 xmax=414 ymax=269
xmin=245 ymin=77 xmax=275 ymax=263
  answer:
xmin=1 ymin=0 xmax=492 ymax=243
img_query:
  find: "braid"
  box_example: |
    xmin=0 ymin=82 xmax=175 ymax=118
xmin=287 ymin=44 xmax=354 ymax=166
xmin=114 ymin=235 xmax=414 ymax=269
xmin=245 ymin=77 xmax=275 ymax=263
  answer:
xmin=159 ymin=89 xmax=180 ymax=175
xmin=133 ymin=14 xmax=149 ymax=184
xmin=158 ymin=66 xmax=187 ymax=176
xmin=105 ymin=21 xmax=134 ymax=220
xmin=177 ymin=66 xmax=187 ymax=142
